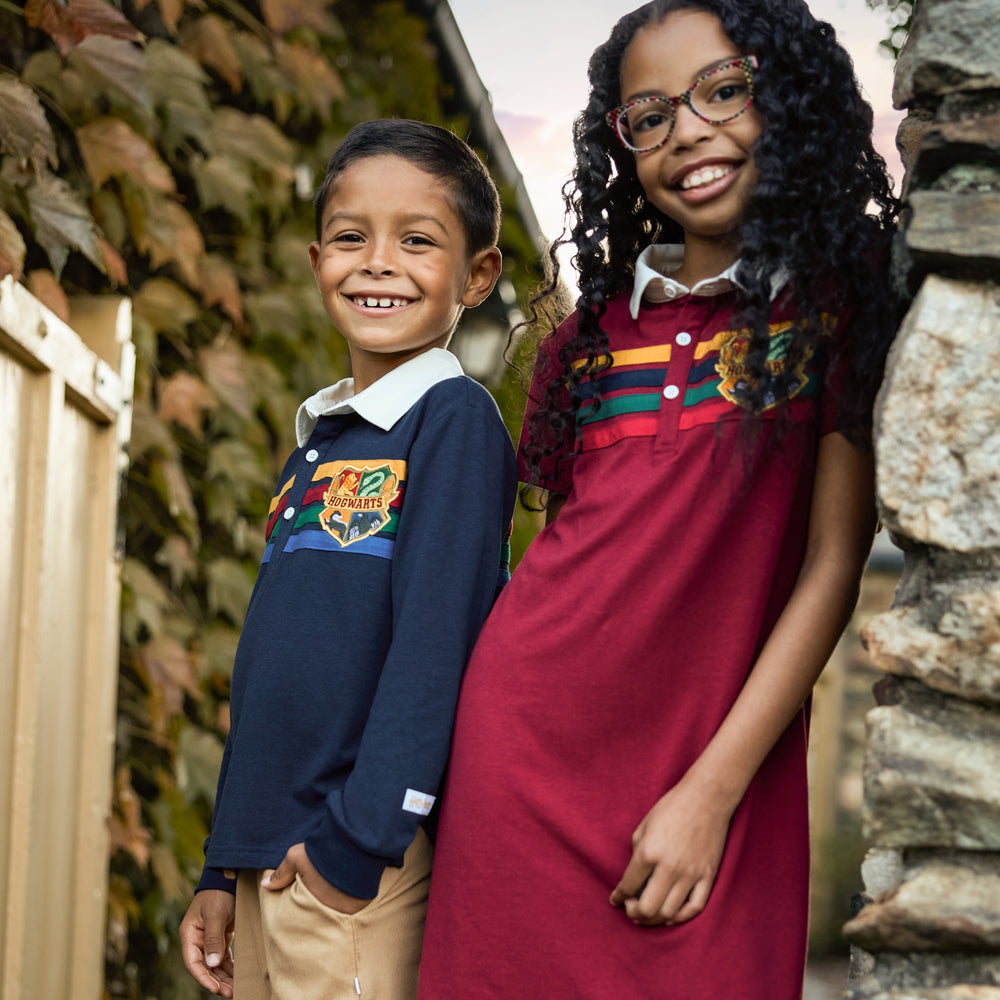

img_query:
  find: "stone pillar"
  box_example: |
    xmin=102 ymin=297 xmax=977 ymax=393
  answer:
xmin=842 ymin=1 xmax=1000 ymax=997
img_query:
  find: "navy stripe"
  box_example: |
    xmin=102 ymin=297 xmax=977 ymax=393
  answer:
xmin=582 ymin=368 xmax=668 ymax=397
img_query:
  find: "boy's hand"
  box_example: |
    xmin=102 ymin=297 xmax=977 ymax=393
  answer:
xmin=263 ymin=842 xmax=373 ymax=914
xmin=609 ymin=779 xmax=731 ymax=927
xmin=180 ymin=889 xmax=235 ymax=996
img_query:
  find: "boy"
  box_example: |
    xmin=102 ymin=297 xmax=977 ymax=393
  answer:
xmin=180 ymin=119 xmax=516 ymax=999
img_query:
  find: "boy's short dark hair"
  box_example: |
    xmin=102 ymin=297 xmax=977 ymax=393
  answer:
xmin=313 ymin=119 xmax=501 ymax=255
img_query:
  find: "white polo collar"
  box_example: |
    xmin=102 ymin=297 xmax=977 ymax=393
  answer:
xmin=629 ymin=244 xmax=788 ymax=319
xmin=295 ymin=347 xmax=464 ymax=446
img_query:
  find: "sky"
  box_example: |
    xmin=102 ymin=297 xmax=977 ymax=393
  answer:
xmin=448 ymin=0 xmax=905 ymax=252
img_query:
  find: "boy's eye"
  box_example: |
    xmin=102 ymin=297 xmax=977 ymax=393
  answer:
xmin=404 ymin=234 xmax=435 ymax=247
xmin=332 ymin=232 xmax=364 ymax=244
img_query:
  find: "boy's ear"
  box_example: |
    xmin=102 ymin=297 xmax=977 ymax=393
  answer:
xmin=461 ymin=247 xmax=503 ymax=308
xmin=308 ymin=241 xmax=321 ymax=282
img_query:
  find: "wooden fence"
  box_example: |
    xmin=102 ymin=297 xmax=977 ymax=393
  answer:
xmin=0 ymin=277 xmax=133 ymax=1000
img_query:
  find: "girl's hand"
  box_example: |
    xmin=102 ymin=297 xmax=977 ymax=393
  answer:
xmin=609 ymin=779 xmax=733 ymax=927
xmin=262 ymin=842 xmax=373 ymax=914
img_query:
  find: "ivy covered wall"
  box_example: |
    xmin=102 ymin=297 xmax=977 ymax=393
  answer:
xmin=0 ymin=2 xmax=542 ymax=996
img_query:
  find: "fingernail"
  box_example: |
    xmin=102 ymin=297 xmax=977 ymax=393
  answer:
xmin=261 ymin=873 xmax=271 ymax=887
xmin=207 ymin=953 xmax=220 ymax=967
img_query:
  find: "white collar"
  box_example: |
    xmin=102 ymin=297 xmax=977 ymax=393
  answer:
xmin=295 ymin=348 xmax=464 ymax=446
xmin=628 ymin=244 xmax=788 ymax=319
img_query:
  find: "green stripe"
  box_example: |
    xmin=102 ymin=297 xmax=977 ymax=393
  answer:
xmin=579 ymin=393 xmax=661 ymax=425
xmin=684 ymin=380 xmax=723 ymax=406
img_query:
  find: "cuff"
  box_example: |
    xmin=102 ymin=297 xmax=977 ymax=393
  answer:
xmin=304 ymin=811 xmax=392 ymax=899
xmin=196 ymin=867 xmax=238 ymax=895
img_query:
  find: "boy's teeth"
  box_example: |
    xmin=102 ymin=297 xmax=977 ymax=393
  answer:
xmin=680 ymin=165 xmax=735 ymax=190
xmin=357 ymin=296 xmax=406 ymax=307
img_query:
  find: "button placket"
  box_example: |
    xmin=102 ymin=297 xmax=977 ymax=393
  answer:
xmin=650 ymin=311 xmax=698 ymax=454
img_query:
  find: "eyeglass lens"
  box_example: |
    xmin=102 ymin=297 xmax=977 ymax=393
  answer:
xmin=618 ymin=63 xmax=752 ymax=151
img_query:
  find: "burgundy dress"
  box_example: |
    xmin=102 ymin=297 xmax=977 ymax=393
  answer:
xmin=417 ymin=289 xmax=849 ymax=999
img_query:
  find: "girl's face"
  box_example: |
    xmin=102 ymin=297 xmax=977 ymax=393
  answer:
xmin=619 ymin=8 xmax=762 ymax=246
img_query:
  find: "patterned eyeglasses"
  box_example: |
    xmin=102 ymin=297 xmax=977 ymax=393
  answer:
xmin=606 ymin=56 xmax=758 ymax=154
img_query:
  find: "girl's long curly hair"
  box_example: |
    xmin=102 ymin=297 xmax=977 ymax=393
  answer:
xmin=521 ymin=0 xmax=899 ymax=491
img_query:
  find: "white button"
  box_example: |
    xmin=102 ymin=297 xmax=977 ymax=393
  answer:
xmin=305 ymin=448 xmax=319 ymax=462
xmin=663 ymin=385 xmax=680 ymax=400
xmin=284 ymin=506 xmax=296 ymax=520
xmin=676 ymin=332 xmax=692 ymax=346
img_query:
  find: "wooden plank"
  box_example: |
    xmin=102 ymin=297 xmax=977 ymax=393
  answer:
xmin=0 ymin=277 xmax=120 ymax=425
xmin=1 ymin=368 xmax=62 ymax=1000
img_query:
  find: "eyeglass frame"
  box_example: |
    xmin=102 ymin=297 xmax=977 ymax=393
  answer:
xmin=605 ymin=55 xmax=759 ymax=154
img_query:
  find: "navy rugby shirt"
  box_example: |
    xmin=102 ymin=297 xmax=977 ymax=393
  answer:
xmin=198 ymin=349 xmax=516 ymax=898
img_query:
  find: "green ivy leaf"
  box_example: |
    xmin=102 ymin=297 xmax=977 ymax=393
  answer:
xmin=205 ymin=557 xmax=256 ymax=625
xmin=177 ymin=726 xmax=225 ymax=807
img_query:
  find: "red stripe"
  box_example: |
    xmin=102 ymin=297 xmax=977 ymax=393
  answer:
xmin=581 ymin=413 xmax=660 ymax=451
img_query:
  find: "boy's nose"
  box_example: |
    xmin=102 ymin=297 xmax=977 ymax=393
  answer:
xmin=360 ymin=240 xmax=397 ymax=275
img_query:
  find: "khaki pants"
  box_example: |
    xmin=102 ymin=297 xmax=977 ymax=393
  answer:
xmin=233 ymin=828 xmax=432 ymax=1000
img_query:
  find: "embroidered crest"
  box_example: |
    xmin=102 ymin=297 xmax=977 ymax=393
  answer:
xmin=318 ymin=462 xmax=403 ymax=547
xmin=715 ymin=323 xmax=812 ymax=411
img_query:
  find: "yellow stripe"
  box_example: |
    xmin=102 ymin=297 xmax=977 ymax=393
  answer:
xmin=268 ymin=475 xmax=296 ymax=515
xmin=570 ymin=345 xmax=672 ymax=370
xmin=694 ymin=320 xmax=800 ymax=360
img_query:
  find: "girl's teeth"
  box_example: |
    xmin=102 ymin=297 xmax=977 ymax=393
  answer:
xmin=680 ymin=165 xmax=734 ymax=190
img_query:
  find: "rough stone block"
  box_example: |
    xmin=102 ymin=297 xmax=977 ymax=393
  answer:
xmin=843 ymin=855 xmax=1000 ymax=952
xmin=862 ymin=682 xmax=1000 ymax=848
xmin=855 ymin=988 xmax=1000 ymax=1000
xmin=848 ymin=954 xmax=1000 ymax=999
xmin=863 ymin=589 xmax=1000 ymax=703
xmin=875 ymin=276 xmax=1000 ymax=552
xmin=910 ymin=113 xmax=1000 ymax=188
xmin=902 ymin=190 xmax=1000 ymax=279
xmin=895 ymin=0 xmax=1000 ymax=107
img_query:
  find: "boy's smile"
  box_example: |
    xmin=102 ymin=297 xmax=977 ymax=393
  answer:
xmin=620 ymin=9 xmax=762 ymax=271
xmin=309 ymin=154 xmax=501 ymax=392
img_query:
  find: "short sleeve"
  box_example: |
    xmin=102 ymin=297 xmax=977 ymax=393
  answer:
xmin=516 ymin=314 xmax=579 ymax=494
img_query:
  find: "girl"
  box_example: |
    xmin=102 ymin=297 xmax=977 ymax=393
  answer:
xmin=417 ymin=2 xmax=897 ymax=998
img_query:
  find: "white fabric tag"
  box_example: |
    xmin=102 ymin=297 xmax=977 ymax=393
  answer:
xmin=402 ymin=789 xmax=436 ymax=816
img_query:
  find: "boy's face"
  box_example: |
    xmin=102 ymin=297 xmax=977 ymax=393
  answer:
xmin=309 ymin=155 xmax=501 ymax=392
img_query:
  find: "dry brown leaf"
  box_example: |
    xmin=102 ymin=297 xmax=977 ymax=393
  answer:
xmin=198 ymin=252 xmax=243 ymax=323
xmin=108 ymin=766 xmax=152 ymax=867
xmin=77 ymin=118 xmax=175 ymax=193
xmin=198 ymin=341 xmax=252 ymax=419
xmin=261 ymin=0 xmax=335 ymax=34
xmin=149 ymin=0 xmax=201 ymax=32
xmin=275 ymin=41 xmax=345 ymax=121
xmin=130 ymin=194 xmax=205 ymax=288
xmin=98 ymin=236 xmax=129 ymax=286
xmin=138 ymin=634 xmax=201 ymax=735
xmin=158 ymin=372 xmax=216 ymax=433
xmin=179 ymin=14 xmax=242 ymax=91
xmin=67 ymin=35 xmax=149 ymax=111
xmin=25 ymin=0 xmax=143 ymax=57
xmin=0 ymin=209 xmax=26 ymax=281
xmin=26 ymin=269 xmax=70 ymax=322
xmin=0 ymin=75 xmax=58 ymax=174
